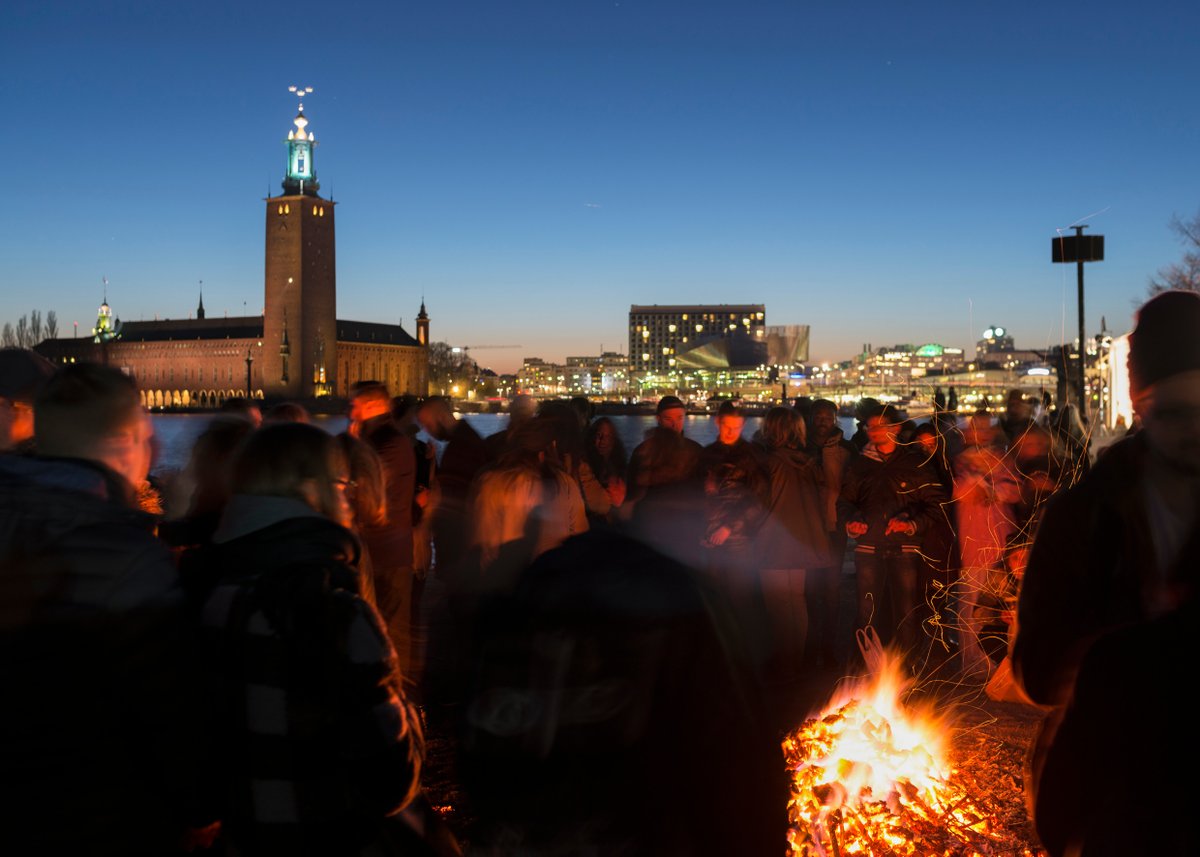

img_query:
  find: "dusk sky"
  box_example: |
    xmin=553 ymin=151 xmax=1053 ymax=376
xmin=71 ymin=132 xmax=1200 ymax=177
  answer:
xmin=3 ymin=0 xmax=1197 ymax=375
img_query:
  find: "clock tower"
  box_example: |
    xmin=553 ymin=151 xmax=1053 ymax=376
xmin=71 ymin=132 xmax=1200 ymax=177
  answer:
xmin=263 ymin=87 xmax=336 ymax=398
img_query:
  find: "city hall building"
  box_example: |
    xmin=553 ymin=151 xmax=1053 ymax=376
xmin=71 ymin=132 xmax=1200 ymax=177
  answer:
xmin=37 ymin=97 xmax=428 ymax=408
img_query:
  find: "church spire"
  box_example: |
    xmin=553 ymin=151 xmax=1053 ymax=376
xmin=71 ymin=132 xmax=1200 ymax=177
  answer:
xmin=197 ymin=281 xmax=206 ymax=320
xmin=416 ymin=296 xmax=429 ymax=347
xmin=93 ymin=277 xmax=121 ymax=343
xmin=282 ymin=85 xmax=320 ymax=197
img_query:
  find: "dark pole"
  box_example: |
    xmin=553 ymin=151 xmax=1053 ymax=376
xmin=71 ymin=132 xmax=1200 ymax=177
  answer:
xmin=245 ymin=350 xmax=253 ymax=398
xmin=1074 ymin=225 xmax=1087 ymax=417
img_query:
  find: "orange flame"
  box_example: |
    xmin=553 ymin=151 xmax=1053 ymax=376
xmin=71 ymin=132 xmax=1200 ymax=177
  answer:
xmin=784 ymin=650 xmax=995 ymax=855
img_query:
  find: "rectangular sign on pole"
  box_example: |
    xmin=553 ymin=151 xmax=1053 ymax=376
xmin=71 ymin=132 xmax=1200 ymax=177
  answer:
xmin=1052 ymin=234 xmax=1105 ymax=263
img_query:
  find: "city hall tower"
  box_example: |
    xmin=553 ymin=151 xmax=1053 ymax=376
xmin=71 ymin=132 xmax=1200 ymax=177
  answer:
xmin=263 ymin=87 xmax=336 ymax=398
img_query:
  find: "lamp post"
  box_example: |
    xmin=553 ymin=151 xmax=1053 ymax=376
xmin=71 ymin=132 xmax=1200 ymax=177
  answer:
xmin=1052 ymin=226 xmax=1105 ymax=416
xmin=245 ymin=349 xmax=254 ymax=398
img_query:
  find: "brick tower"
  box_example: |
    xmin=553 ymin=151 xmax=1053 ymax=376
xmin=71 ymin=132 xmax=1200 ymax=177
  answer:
xmin=263 ymin=87 xmax=336 ymax=399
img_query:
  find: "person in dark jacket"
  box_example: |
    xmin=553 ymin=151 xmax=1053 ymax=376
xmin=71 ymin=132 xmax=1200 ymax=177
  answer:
xmin=1025 ymin=534 xmax=1197 ymax=857
xmin=755 ymin=407 xmax=830 ymax=682
xmin=623 ymin=424 xmax=706 ymax=572
xmin=806 ymin=398 xmax=857 ymax=669
xmin=416 ymin=395 xmax=490 ymax=584
xmin=1013 ymin=291 xmax=1200 ymax=841
xmin=0 ymin=362 xmax=215 ymax=855
xmin=700 ymin=402 xmax=770 ymax=670
xmin=622 ymin=395 xmax=703 ymax=520
xmin=458 ymin=528 xmax=788 ymax=857
xmin=188 ymin=422 xmax=426 ymax=857
xmin=909 ymin=420 xmax=960 ymax=673
xmin=838 ymin=403 xmax=947 ymax=668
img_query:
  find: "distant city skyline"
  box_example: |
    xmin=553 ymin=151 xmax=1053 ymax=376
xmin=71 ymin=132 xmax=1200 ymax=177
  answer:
xmin=4 ymin=1 xmax=1198 ymax=377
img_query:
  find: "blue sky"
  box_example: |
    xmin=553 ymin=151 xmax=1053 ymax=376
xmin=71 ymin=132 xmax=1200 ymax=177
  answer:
xmin=3 ymin=0 xmax=1197 ymax=374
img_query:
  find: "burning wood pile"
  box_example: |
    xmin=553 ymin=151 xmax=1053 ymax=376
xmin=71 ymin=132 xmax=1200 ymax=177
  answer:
xmin=783 ymin=647 xmax=1043 ymax=856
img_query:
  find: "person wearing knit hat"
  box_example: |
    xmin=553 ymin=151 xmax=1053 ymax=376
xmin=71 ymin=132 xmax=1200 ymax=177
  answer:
xmin=1011 ymin=289 xmax=1200 ymax=857
xmin=622 ymin=395 xmax=702 ymax=525
xmin=0 ymin=347 xmax=58 ymax=452
xmin=655 ymin=394 xmax=687 ymax=432
xmin=1127 ymin=289 xmax=1200 ymax=476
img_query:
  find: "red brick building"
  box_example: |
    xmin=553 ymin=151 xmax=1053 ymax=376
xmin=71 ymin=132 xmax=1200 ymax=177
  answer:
xmin=37 ymin=95 xmax=428 ymax=408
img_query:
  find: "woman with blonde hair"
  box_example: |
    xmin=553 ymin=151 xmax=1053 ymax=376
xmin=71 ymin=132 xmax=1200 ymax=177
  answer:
xmin=335 ymin=431 xmax=391 ymax=609
xmin=188 ymin=422 xmax=428 ymax=856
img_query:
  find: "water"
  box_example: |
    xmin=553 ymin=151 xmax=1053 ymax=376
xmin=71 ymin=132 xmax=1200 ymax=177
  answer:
xmin=150 ymin=412 xmax=856 ymax=475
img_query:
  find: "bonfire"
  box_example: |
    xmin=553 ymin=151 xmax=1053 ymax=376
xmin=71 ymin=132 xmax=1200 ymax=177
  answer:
xmin=783 ymin=638 xmax=1015 ymax=856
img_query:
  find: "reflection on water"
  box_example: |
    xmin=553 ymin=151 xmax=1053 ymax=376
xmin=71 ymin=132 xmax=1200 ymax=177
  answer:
xmin=150 ymin=412 xmax=854 ymax=475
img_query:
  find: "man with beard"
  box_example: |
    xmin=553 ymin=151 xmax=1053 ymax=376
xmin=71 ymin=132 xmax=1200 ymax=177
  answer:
xmin=1013 ymin=289 xmax=1200 ymax=856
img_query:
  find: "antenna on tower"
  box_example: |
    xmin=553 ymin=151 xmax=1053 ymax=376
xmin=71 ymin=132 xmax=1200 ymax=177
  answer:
xmin=102 ymin=276 xmax=108 ymax=303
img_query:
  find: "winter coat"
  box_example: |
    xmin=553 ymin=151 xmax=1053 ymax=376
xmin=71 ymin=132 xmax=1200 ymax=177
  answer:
xmin=458 ymin=528 xmax=789 ymax=857
xmin=189 ymin=496 xmax=423 ymax=857
xmin=358 ymin=413 xmax=416 ymax=543
xmin=1013 ymin=432 xmax=1200 ymax=707
xmin=0 ymin=453 xmax=211 ymax=855
xmin=813 ymin=431 xmax=856 ymax=534
xmin=837 ymin=443 xmax=947 ymax=553
xmin=755 ymin=444 xmax=831 ymax=570
xmin=700 ymin=439 xmax=768 ymax=548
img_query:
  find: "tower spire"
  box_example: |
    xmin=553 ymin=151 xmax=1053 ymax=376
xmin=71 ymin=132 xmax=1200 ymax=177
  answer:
xmin=197 ymin=281 xmax=206 ymax=320
xmin=283 ymin=85 xmax=319 ymax=196
xmin=416 ymin=296 xmax=430 ymax=347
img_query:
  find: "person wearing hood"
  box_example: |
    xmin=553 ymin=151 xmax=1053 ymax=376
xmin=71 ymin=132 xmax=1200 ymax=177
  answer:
xmin=187 ymin=422 xmax=426 ymax=856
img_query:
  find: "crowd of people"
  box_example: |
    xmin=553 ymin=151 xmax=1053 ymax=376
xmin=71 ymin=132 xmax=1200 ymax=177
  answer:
xmin=2 ymin=289 xmax=1196 ymax=857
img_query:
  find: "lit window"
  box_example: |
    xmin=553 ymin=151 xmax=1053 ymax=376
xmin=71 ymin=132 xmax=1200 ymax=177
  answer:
xmin=695 ymin=324 xmax=703 ymax=332
xmin=668 ymin=324 xmax=676 ymax=332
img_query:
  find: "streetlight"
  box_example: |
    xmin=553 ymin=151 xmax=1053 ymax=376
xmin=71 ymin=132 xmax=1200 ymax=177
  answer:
xmin=245 ymin=349 xmax=254 ymax=398
xmin=1052 ymin=226 xmax=1105 ymax=415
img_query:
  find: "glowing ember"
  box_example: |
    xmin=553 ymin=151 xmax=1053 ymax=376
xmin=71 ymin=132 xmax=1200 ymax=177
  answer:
xmin=784 ymin=651 xmax=1000 ymax=856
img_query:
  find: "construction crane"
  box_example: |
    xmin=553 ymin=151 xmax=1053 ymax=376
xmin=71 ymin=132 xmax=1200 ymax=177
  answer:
xmin=451 ymin=344 xmax=522 ymax=357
